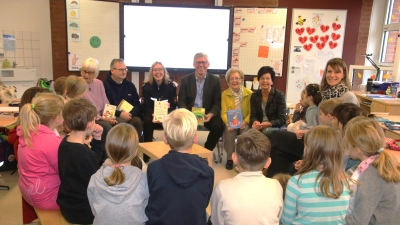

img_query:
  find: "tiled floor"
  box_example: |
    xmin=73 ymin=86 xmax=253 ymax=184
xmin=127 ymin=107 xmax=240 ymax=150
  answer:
xmin=0 ymin=130 xmax=236 ymax=225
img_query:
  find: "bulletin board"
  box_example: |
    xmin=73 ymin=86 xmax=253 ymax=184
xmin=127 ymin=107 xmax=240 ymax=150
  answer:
xmin=231 ymin=7 xmax=287 ymax=76
xmin=65 ymin=0 xmax=119 ymax=71
xmin=286 ymin=9 xmax=347 ymax=104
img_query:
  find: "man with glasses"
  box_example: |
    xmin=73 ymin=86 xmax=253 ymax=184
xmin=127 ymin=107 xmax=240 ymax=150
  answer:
xmin=103 ymin=58 xmax=143 ymax=136
xmin=178 ymin=52 xmax=224 ymax=151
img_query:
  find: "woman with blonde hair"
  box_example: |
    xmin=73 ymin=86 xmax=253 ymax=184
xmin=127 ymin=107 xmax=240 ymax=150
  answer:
xmin=17 ymin=93 xmax=65 ymax=210
xmin=221 ymin=68 xmax=252 ymax=170
xmin=88 ymin=123 xmax=149 ymax=225
xmin=141 ymin=61 xmax=177 ymax=143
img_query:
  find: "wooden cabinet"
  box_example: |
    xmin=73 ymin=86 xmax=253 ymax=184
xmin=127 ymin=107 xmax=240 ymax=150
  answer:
xmin=354 ymin=92 xmax=400 ymax=116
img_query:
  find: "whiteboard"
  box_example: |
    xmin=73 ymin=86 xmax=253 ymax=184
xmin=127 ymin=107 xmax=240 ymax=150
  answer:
xmin=65 ymin=0 xmax=119 ymax=71
xmin=286 ymin=9 xmax=347 ymax=104
xmin=231 ymin=7 xmax=287 ymax=76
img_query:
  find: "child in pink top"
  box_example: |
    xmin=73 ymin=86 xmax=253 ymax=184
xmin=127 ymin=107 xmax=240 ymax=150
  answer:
xmin=17 ymin=93 xmax=65 ymax=209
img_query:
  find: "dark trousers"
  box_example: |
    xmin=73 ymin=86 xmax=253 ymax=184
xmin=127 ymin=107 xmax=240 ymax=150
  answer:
xmin=203 ymin=116 xmax=224 ymax=151
xmin=142 ymin=115 xmax=163 ymax=142
xmin=116 ymin=116 xmax=143 ymax=136
xmin=266 ymin=130 xmax=304 ymax=177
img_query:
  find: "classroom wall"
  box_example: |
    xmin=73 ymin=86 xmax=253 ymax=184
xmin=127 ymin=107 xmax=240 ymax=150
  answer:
xmin=0 ymin=0 xmax=53 ymax=81
xmin=48 ymin=0 xmax=371 ymax=97
xmin=50 ymin=0 xmax=133 ymax=83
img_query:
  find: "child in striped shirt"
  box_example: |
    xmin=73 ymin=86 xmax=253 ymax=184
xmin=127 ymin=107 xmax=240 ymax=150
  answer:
xmin=281 ymin=126 xmax=351 ymax=225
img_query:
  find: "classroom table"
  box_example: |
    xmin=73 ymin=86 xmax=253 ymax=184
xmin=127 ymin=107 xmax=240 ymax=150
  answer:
xmin=378 ymin=115 xmax=400 ymax=140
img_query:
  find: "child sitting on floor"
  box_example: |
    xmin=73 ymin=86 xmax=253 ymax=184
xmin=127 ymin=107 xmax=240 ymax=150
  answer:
xmin=287 ymin=84 xmax=321 ymax=133
xmin=145 ymin=108 xmax=214 ymax=225
xmin=343 ymin=117 xmax=400 ymax=224
xmin=211 ymin=129 xmax=283 ymax=225
xmin=88 ymin=123 xmax=149 ymax=225
xmin=281 ymin=126 xmax=351 ymax=224
xmin=57 ymin=99 xmax=104 ymax=224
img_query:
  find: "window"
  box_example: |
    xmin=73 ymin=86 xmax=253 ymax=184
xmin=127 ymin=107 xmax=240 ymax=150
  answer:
xmin=380 ymin=0 xmax=400 ymax=65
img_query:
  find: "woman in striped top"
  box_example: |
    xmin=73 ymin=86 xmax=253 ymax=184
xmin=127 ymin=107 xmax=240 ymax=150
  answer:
xmin=281 ymin=126 xmax=352 ymax=225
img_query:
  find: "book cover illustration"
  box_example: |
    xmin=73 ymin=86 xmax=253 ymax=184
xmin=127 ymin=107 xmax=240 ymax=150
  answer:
xmin=192 ymin=107 xmax=205 ymax=126
xmin=103 ymin=104 xmax=116 ymax=118
xmin=227 ymin=109 xmax=242 ymax=129
xmin=153 ymin=101 xmax=168 ymax=122
xmin=117 ymin=99 xmax=134 ymax=112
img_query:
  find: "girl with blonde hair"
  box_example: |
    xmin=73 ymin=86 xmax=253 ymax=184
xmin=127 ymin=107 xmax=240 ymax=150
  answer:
xmin=281 ymin=126 xmax=351 ymax=224
xmin=343 ymin=117 xmax=400 ymax=224
xmin=87 ymin=123 xmax=149 ymax=225
xmin=17 ymin=93 xmax=64 ymax=209
xmin=64 ymin=75 xmax=87 ymax=100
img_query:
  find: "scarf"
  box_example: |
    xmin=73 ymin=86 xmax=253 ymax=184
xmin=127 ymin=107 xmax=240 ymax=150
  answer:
xmin=357 ymin=148 xmax=383 ymax=174
xmin=321 ymin=82 xmax=348 ymax=101
xmin=230 ymin=87 xmax=243 ymax=110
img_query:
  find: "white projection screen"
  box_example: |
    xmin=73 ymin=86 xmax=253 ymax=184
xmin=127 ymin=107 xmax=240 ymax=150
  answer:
xmin=122 ymin=3 xmax=232 ymax=73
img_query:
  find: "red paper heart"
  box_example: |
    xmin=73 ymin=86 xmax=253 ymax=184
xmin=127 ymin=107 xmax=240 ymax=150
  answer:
xmin=329 ymin=41 xmax=338 ymax=49
xmin=331 ymin=33 xmax=341 ymax=41
xmin=309 ymin=35 xmax=319 ymax=43
xmin=320 ymin=35 xmax=329 ymax=44
xmin=332 ymin=22 xmax=341 ymax=31
xmin=316 ymin=42 xmax=325 ymax=50
xmin=298 ymin=36 xmax=308 ymax=44
xmin=320 ymin=25 xmax=330 ymax=33
xmin=295 ymin=27 xmax=305 ymax=35
xmin=306 ymin=27 xmax=316 ymax=35
xmin=303 ymin=44 xmax=312 ymax=51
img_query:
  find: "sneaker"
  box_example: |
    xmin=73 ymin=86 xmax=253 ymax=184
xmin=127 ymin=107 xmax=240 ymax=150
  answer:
xmin=225 ymin=160 xmax=233 ymax=170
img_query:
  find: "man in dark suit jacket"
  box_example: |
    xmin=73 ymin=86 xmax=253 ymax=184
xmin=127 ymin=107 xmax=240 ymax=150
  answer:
xmin=178 ymin=52 xmax=224 ymax=151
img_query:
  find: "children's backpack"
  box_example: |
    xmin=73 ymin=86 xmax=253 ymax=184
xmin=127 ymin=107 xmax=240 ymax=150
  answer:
xmin=37 ymin=78 xmax=54 ymax=92
xmin=0 ymin=82 xmax=17 ymax=104
xmin=0 ymin=134 xmax=16 ymax=172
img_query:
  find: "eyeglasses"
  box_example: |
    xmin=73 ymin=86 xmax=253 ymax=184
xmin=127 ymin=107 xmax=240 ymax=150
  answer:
xmin=113 ymin=68 xmax=128 ymax=72
xmin=153 ymin=68 xmax=163 ymax=72
xmin=195 ymin=61 xmax=208 ymax=65
xmin=81 ymin=70 xmax=95 ymax=76
xmin=229 ymin=77 xmax=242 ymax=81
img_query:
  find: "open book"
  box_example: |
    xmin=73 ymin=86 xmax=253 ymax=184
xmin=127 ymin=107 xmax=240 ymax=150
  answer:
xmin=226 ymin=109 xmax=242 ymax=129
xmin=192 ymin=107 xmax=205 ymax=126
xmin=117 ymin=99 xmax=134 ymax=112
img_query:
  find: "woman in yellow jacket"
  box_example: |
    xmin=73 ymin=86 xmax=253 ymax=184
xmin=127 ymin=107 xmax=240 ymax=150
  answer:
xmin=221 ymin=68 xmax=253 ymax=170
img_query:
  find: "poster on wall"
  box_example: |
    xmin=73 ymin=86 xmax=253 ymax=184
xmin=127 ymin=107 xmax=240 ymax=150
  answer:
xmin=231 ymin=7 xmax=287 ymax=76
xmin=286 ymin=9 xmax=347 ymax=104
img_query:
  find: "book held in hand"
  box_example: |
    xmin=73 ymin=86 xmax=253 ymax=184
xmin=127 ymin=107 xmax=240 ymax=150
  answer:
xmin=227 ymin=109 xmax=242 ymax=129
xmin=103 ymin=104 xmax=116 ymax=118
xmin=192 ymin=107 xmax=205 ymax=126
xmin=117 ymin=99 xmax=134 ymax=112
xmin=153 ymin=101 xmax=168 ymax=122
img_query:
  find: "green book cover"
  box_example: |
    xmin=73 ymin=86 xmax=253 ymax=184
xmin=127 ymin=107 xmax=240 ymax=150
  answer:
xmin=192 ymin=107 xmax=205 ymax=126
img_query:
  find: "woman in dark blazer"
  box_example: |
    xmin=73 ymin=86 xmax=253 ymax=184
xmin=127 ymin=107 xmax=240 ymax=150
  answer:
xmin=250 ymin=66 xmax=286 ymax=138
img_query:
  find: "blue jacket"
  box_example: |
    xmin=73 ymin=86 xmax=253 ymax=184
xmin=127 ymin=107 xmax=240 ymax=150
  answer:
xmin=145 ymin=150 xmax=214 ymax=225
xmin=103 ymin=71 xmax=141 ymax=117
